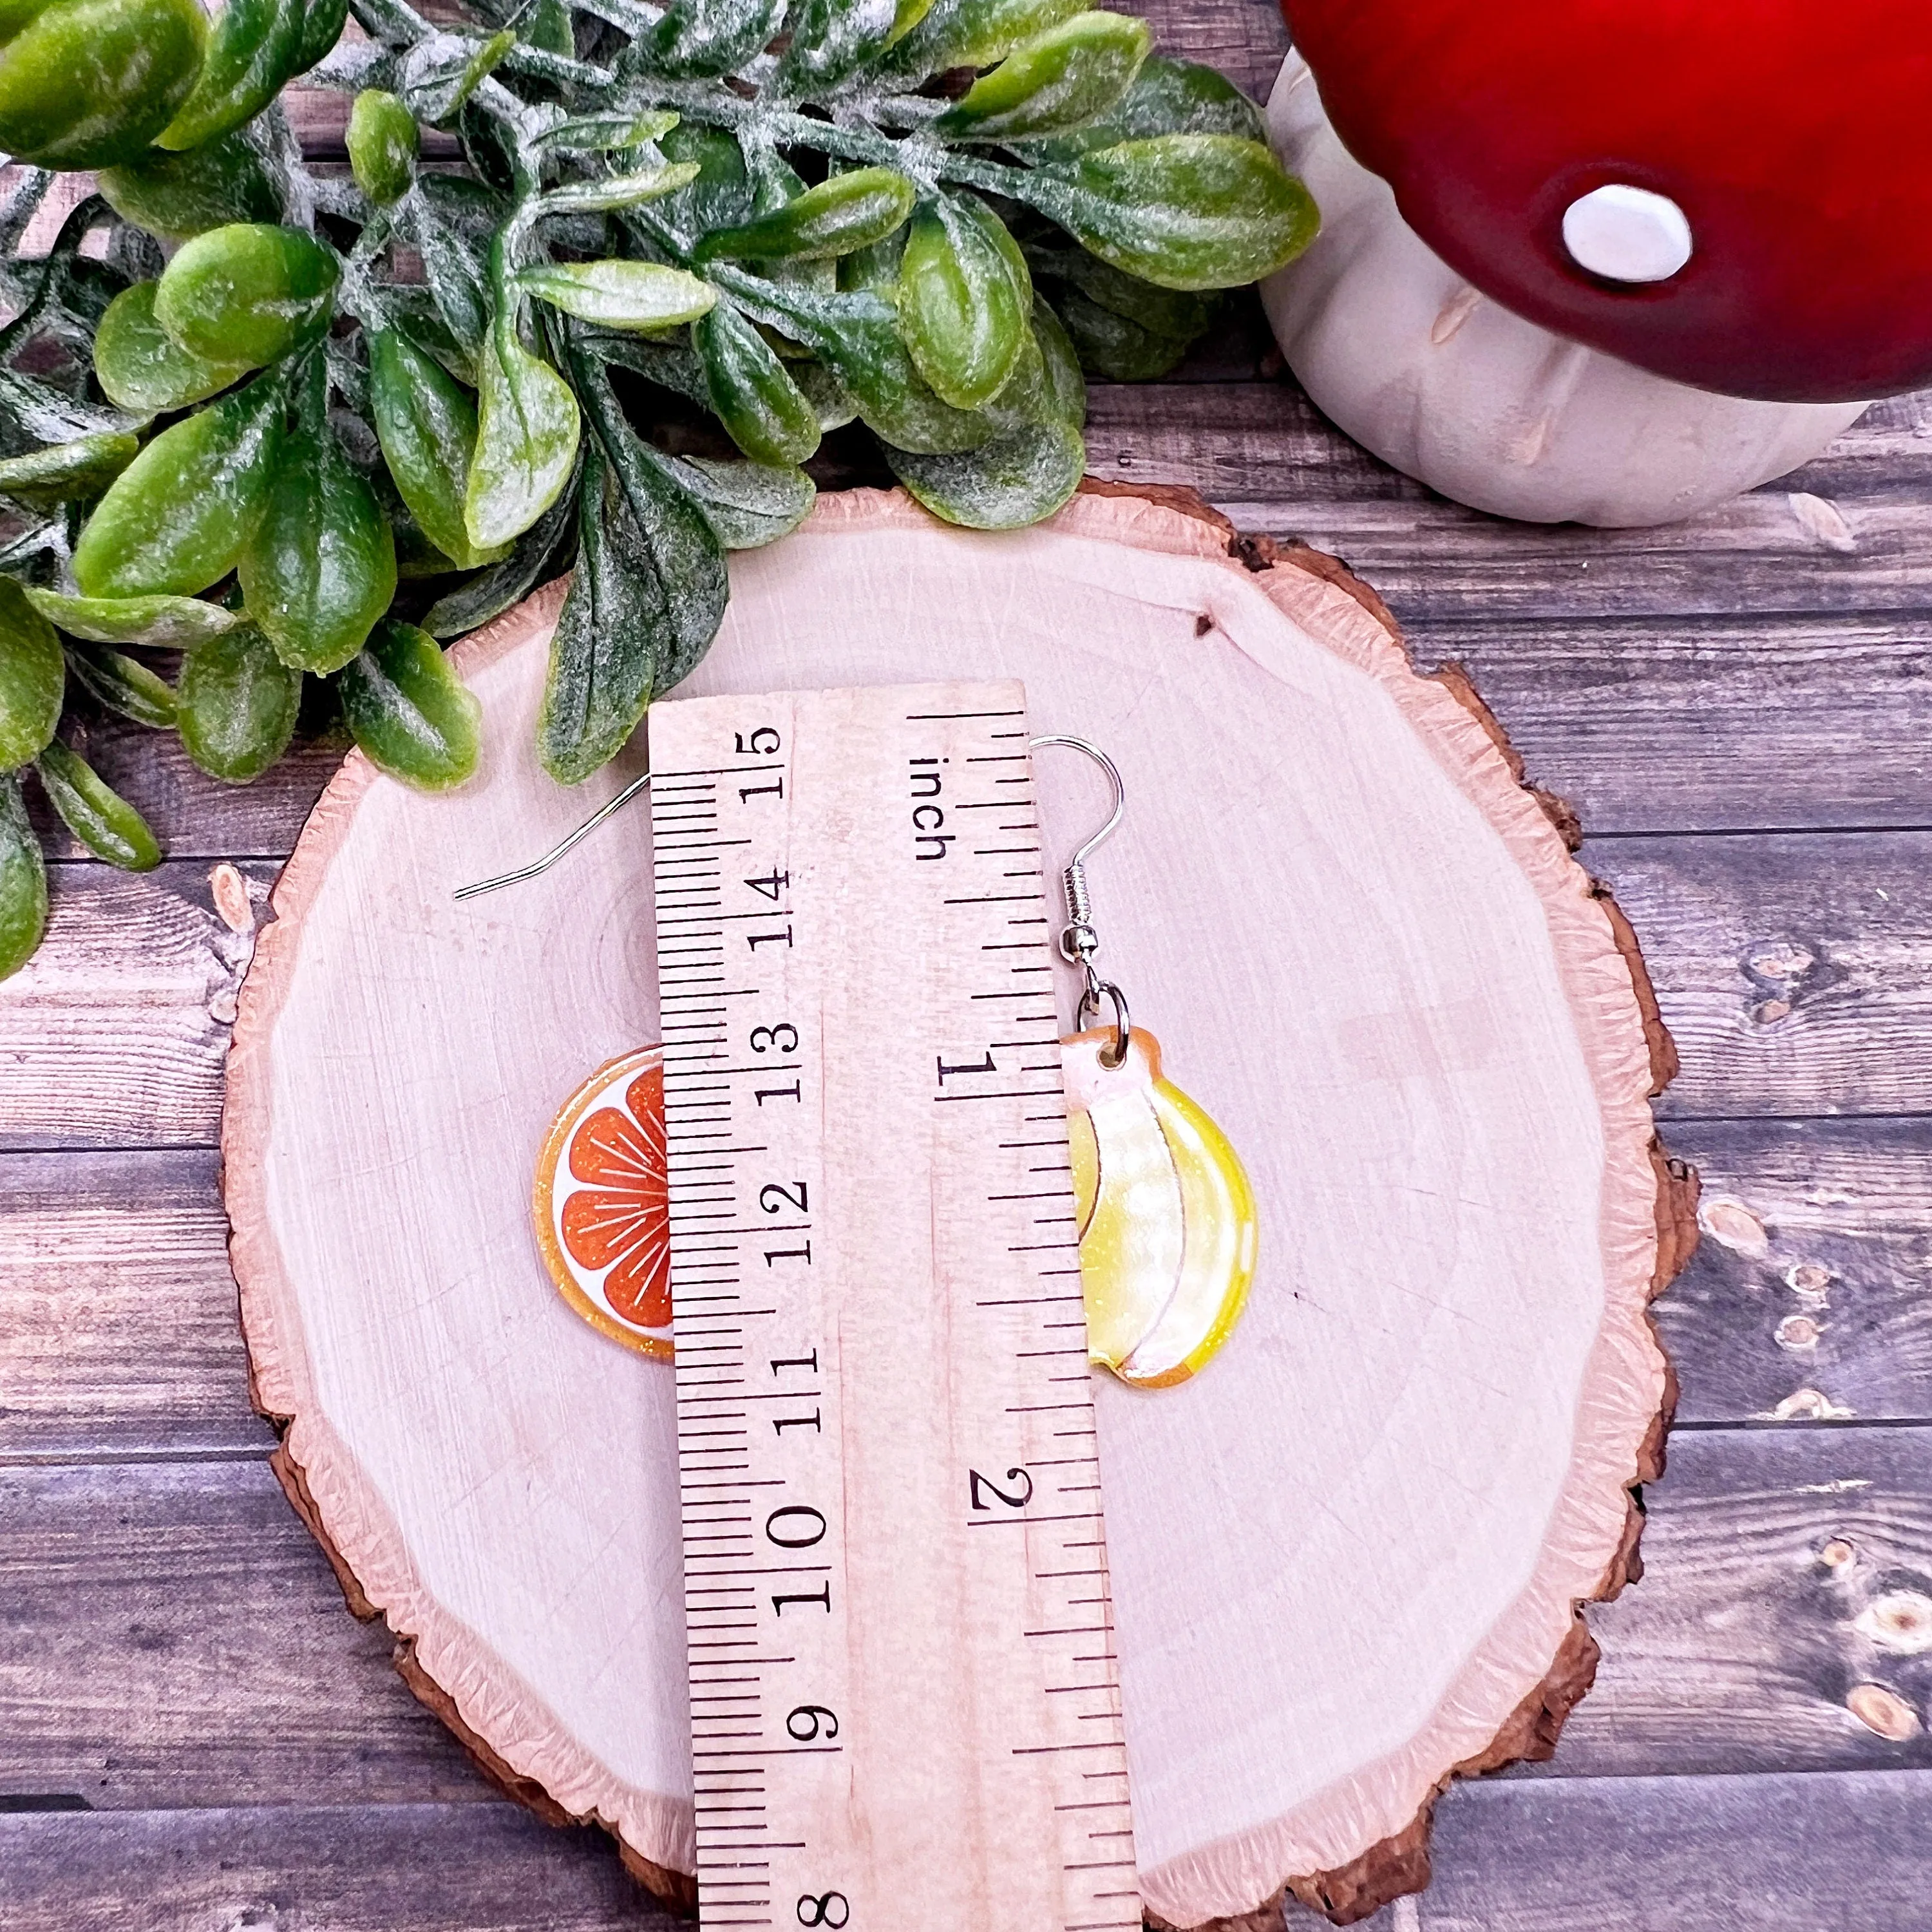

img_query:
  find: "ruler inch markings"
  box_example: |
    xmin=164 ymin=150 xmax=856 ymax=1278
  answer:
xmin=650 ymin=681 xmax=1136 ymax=1932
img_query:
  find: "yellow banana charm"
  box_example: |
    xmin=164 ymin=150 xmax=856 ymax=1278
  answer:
xmin=1032 ymin=730 xmax=1259 ymax=1389
xmin=1064 ymin=1026 xmax=1258 ymax=1388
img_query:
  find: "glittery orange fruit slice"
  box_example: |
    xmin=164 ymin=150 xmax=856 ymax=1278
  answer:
xmin=532 ymin=1046 xmax=672 ymax=1358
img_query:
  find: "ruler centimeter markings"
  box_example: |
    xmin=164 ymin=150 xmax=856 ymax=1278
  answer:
xmin=649 ymin=681 xmax=1139 ymax=1932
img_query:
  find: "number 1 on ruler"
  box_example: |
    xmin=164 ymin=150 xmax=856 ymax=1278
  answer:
xmin=649 ymin=681 xmax=1139 ymax=1931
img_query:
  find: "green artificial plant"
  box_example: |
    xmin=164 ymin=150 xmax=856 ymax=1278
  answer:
xmin=0 ymin=0 xmax=1318 ymax=976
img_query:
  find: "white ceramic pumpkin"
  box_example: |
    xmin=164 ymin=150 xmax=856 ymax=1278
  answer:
xmin=1259 ymin=52 xmax=1869 ymax=528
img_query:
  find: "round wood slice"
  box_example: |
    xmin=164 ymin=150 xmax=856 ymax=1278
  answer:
xmin=224 ymin=485 xmax=1694 ymax=1929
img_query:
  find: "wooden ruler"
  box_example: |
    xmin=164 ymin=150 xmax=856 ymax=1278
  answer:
xmin=647 ymin=680 xmax=1139 ymax=1932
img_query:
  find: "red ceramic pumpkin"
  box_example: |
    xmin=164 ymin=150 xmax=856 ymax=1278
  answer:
xmin=1279 ymin=0 xmax=1932 ymax=402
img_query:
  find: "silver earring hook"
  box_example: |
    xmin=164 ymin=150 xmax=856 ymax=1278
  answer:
xmin=1030 ymin=733 xmax=1124 ymax=875
xmin=453 ymin=769 xmax=653 ymax=902
xmin=1030 ymin=733 xmax=1132 ymax=1066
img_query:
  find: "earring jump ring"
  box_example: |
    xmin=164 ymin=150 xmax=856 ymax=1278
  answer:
xmin=1077 ymin=978 xmax=1132 ymax=1069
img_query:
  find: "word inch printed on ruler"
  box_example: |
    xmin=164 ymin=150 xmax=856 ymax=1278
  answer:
xmin=648 ymin=681 xmax=1139 ymax=1932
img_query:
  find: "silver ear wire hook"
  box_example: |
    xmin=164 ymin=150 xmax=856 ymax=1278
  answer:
xmin=1030 ymin=733 xmax=1132 ymax=1066
xmin=453 ymin=769 xmax=654 ymax=902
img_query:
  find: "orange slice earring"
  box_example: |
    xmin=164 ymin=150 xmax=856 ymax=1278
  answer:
xmin=1034 ymin=735 xmax=1258 ymax=1390
xmin=464 ymin=781 xmax=677 ymax=1363
xmin=531 ymin=1045 xmax=674 ymax=1359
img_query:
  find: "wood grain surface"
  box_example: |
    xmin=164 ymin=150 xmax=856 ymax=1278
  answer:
xmin=4 ymin=0 xmax=1931 ymax=1922
xmin=5 ymin=831 xmax=1926 ymax=1153
xmin=6 ymin=1426 xmax=1930 ymax=1813
xmin=6 ymin=1772 xmax=1932 ymax=1932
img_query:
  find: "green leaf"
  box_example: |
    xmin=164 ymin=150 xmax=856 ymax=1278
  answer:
xmin=790 ymin=358 xmax=860 ymax=432
xmin=4 ymin=196 xmax=118 ymax=335
xmin=1052 ymin=282 xmax=1189 ymax=378
xmin=348 ymin=90 xmax=419 ymax=207
xmin=336 ymin=618 xmax=480 ymax=791
xmin=880 ymin=0 xmax=1083 ymax=79
xmin=693 ymin=299 xmax=822 ymax=468
xmin=0 ymin=579 xmax=64 ymax=772
xmin=33 ymin=740 xmax=161 ymax=871
xmin=153 ymin=223 xmax=340 ymax=370
xmin=1023 ymin=135 xmax=1319 ymax=292
xmin=159 ymin=0 xmax=308 ymax=151
xmin=622 ymin=0 xmax=785 ymax=81
xmin=0 ymin=774 xmax=46 ymax=981
xmin=885 ymin=414 xmax=1084 ymax=528
xmin=456 ymin=93 xmax=520 ymax=196
xmin=573 ymin=355 xmax=727 ymax=687
xmin=1015 ymin=54 xmax=1265 ymax=163
xmin=738 ymin=146 xmax=839 ymax=303
xmin=837 ymin=218 xmax=908 ymax=296
xmin=630 ymin=0 xmax=788 ymax=80
xmin=538 ymin=337 xmax=741 ymax=776
xmin=176 ymin=622 xmax=301 ymax=783
xmin=240 ymin=360 xmax=397 ymax=675
xmin=387 ymin=500 xmax=461 ymax=579
xmin=369 ymin=325 xmax=506 ymax=573
xmin=882 ymin=292 xmax=1084 ymax=525
xmin=735 ymin=281 xmax=995 ymax=455
xmin=401 ymin=29 xmax=516 ymax=126
xmin=536 ymin=441 xmax=662 ymax=784
xmin=408 ymin=173 xmax=501 ymax=359
xmin=535 ymin=110 xmax=683 ymax=151
xmin=654 ymin=124 xmax=754 ymax=235
xmin=578 ymin=332 xmax=712 ymax=408
xmin=1027 ymin=243 xmax=1217 ymax=339
xmin=525 ymin=0 xmax=575 ymax=57
xmin=1029 ymin=292 xmax=1085 ymax=428
xmin=696 ymin=168 xmax=917 ymax=265
xmin=532 ymin=162 xmax=702 ymax=218
xmin=0 ymin=365 xmax=143 ymax=449
xmin=886 ymin=0 xmax=938 ymax=48
xmin=464 ymin=303 xmax=582 ymax=553
xmin=71 ymin=371 xmax=285 ymax=599
xmin=380 ymin=291 xmax=478 ymax=387
xmin=668 ymin=454 xmax=816 ymax=550
xmin=295 ymin=0 xmax=350 ymax=72
xmin=421 ymin=455 xmax=580 ymax=639
xmin=99 ymin=132 xmax=282 ymax=241
xmin=93 ymin=281 xmax=252 ymax=417
xmin=0 ymin=433 xmax=139 ymax=509
xmin=533 ymin=370 xmax=747 ymax=768
xmin=774 ymin=0 xmax=898 ymax=95
xmin=0 ymin=0 xmax=205 ymax=171
xmin=27 ymin=589 xmax=243 ymax=650
xmin=934 ymin=11 xmax=1149 ymax=142
xmin=898 ymin=194 xmax=1032 ymax=410
xmin=62 ymin=643 xmax=179 ymax=728
xmin=515 ymin=261 xmax=717 ymax=333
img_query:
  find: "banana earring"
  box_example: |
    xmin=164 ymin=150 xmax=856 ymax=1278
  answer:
xmin=1033 ymin=735 xmax=1259 ymax=1390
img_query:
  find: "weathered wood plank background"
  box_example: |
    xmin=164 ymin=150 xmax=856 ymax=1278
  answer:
xmin=4 ymin=0 xmax=1931 ymax=1926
